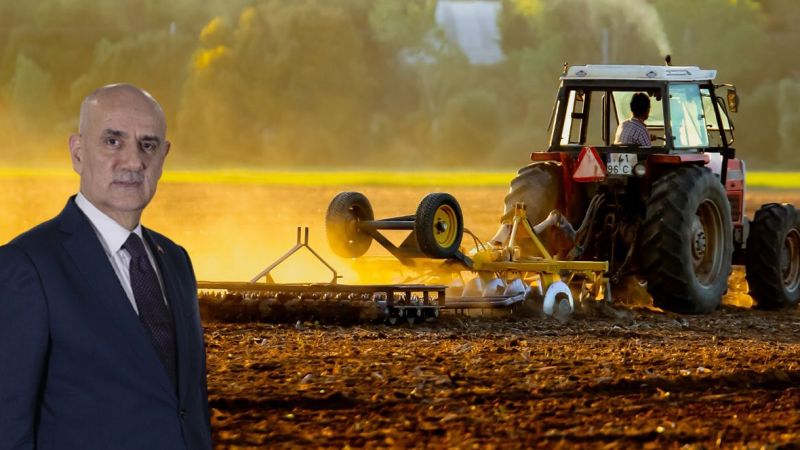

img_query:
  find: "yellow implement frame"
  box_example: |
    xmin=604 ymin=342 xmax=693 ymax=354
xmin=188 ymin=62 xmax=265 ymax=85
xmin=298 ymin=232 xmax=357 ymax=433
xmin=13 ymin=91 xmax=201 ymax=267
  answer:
xmin=469 ymin=203 xmax=609 ymax=301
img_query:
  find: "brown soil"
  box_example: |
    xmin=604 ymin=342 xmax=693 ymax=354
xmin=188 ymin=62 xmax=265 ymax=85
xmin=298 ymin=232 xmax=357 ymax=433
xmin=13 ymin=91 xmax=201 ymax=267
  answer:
xmin=206 ymin=303 xmax=800 ymax=449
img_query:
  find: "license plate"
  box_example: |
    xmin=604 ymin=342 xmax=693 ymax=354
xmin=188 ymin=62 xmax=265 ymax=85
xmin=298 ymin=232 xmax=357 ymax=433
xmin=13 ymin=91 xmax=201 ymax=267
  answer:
xmin=607 ymin=153 xmax=637 ymax=176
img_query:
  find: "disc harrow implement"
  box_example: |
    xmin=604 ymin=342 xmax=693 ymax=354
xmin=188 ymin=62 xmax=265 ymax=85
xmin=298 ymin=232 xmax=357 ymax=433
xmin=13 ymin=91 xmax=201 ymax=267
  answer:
xmin=197 ymin=227 xmax=444 ymax=325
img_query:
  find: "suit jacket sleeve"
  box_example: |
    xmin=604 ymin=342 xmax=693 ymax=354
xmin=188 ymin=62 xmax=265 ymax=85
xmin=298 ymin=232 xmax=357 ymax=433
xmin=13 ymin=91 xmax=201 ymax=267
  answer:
xmin=180 ymin=246 xmax=212 ymax=435
xmin=0 ymin=244 xmax=49 ymax=449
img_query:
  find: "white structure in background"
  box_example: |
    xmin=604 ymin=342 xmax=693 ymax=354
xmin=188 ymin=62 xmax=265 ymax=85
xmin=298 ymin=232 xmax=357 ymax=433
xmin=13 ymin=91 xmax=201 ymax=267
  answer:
xmin=435 ymin=0 xmax=504 ymax=65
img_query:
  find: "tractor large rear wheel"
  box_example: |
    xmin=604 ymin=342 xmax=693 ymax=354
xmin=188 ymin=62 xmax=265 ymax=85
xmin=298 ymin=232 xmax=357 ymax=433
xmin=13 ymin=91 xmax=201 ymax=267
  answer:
xmin=502 ymin=161 xmax=563 ymax=224
xmin=640 ymin=165 xmax=733 ymax=314
xmin=745 ymin=203 xmax=800 ymax=308
xmin=497 ymin=162 xmax=565 ymax=256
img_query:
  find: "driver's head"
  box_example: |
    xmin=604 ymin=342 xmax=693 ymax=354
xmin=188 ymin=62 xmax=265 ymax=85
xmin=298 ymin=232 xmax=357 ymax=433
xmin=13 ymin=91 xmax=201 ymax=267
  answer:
xmin=630 ymin=92 xmax=651 ymax=120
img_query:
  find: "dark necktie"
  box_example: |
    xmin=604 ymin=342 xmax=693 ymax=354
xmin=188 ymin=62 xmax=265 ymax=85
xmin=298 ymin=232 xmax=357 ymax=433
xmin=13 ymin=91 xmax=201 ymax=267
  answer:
xmin=123 ymin=233 xmax=177 ymax=388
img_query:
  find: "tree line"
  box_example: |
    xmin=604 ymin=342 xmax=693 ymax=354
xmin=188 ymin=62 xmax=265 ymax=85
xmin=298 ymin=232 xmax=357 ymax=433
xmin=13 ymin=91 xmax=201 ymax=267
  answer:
xmin=0 ymin=0 xmax=796 ymax=169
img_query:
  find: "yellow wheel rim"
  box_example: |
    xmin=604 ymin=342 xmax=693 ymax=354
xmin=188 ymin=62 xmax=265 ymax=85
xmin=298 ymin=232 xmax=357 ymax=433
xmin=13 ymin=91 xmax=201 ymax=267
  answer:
xmin=433 ymin=204 xmax=458 ymax=248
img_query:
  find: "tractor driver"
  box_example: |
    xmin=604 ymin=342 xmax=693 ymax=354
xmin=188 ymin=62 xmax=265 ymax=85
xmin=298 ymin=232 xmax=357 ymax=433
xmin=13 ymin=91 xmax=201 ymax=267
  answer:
xmin=614 ymin=92 xmax=655 ymax=146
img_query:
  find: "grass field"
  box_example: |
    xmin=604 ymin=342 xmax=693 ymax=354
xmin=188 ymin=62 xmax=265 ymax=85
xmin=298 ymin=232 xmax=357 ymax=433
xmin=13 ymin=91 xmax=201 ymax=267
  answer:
xmin=1 ymin=167 xmax=799 ymax=189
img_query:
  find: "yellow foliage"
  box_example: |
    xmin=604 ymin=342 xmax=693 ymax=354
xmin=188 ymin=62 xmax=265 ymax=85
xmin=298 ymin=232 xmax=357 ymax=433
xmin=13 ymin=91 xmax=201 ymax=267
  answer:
xmin=200 ymin=17 xmax=224 ymax=45
xmin=728 ymin=0 xmax=761 ymax=11
xmin=239 ymin=6 xmax=256 ymax=31
xmin=512 ymin=0 xmax=543 ymax=17
xmin=194 ymin=45 xmax=228 ymax=71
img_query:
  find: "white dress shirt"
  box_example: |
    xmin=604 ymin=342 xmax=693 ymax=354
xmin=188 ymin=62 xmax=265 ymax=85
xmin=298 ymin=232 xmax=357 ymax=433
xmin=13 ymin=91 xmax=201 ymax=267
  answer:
xmin=75 ymin=192 xmax=168 ymax=314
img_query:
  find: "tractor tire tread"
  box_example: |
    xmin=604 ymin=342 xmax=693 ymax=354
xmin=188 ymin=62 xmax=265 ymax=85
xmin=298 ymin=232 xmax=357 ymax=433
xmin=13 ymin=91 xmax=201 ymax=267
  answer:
xmin=325 ymin=191 xmax=374 ymax=258
xmin=745 ymin=203 xmax=800 ymax=308
xmin=640 ymin=165 xmax=732 ymax=314
xmin=414 ymin=193 xmax=464 ymax=259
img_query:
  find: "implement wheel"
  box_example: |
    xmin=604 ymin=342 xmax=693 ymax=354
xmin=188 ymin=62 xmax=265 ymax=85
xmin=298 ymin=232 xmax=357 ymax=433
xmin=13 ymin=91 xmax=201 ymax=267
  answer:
xmin=640 ymin=165 xmax=732 ymax=314
xmin=415 ymin=193 xmax=463 ymax=259
xmin=746 ymin=203 xmax=800 ymax=308
xmin=326 ymin=192 xmax=374 ymax=258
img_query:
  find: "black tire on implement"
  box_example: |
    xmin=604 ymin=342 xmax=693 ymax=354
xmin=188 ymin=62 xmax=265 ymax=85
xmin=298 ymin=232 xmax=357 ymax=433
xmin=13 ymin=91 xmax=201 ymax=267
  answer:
xmin=640 ymin=165 xmax=733 ymax=314
xmin=325 ymin=192 xmax=374 ymax=258
xmin=414 ymin=193 xmax=464 ymax=259
xmin=745 ymin=203 xmax=800 ymax=308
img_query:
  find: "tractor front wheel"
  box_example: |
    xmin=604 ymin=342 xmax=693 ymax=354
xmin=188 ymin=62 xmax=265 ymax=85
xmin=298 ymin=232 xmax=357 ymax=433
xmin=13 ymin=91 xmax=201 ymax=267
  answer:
xmin=745 ymin=203 xmax=800 ymax=308
xmin=640 ymin=165 xmax=733 ymax=314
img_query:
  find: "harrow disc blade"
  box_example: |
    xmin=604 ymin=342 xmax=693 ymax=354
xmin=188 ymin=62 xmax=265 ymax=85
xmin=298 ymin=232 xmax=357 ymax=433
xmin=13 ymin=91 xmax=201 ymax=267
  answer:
xmin=197 ymin=282 xmax=445 ymax=326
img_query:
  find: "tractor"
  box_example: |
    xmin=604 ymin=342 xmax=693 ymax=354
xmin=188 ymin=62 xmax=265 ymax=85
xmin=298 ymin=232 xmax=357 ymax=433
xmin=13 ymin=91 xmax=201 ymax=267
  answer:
xmin=486 ymin=63 xmax=800 ymax=314
xmin=324 ymin=63 xmax=800 ymax=316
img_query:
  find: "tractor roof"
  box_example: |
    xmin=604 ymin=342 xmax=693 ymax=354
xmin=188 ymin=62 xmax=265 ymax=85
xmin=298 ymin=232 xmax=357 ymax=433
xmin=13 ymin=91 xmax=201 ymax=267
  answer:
xmin=561 ymin=65 xmax=717 ymax=82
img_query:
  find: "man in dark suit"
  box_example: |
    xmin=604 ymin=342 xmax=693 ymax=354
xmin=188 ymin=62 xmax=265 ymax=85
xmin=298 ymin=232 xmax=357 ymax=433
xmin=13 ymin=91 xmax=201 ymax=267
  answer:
xmin=0 ymin=84 xmax=213 ymax=449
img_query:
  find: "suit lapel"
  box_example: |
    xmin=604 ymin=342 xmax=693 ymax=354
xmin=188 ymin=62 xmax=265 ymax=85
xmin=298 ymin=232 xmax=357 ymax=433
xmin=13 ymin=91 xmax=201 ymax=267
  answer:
xmin=144 ymin=229 xmax=193 ymax=402
xmin=58 ymin=197 xmax=177 ymax=401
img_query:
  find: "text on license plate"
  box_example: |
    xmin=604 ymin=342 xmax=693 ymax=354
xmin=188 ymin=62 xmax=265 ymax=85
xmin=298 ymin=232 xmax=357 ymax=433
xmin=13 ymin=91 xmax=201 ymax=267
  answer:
xmin=607 ymin=153 xmax=637 ymax=176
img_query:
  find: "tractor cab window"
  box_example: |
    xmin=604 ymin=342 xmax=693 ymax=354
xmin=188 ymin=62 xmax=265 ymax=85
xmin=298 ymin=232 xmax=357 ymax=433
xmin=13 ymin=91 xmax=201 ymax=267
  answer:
xmin=613 ymin=92 xmax=665 ymax=127
xmin=668 ymin=84 xmax=709 ymax=148
xmin=560 ymin=90 xmax=584 ymax=146
xmin=611 ymin=91 xmax=665 ymax=147
xmin=559 ymin=89 xmax=604 ymax=146
xmin=558 ymin=88 xmax=669 ymax=148
xmin=701 ymin=88 xmax=734 ymax=147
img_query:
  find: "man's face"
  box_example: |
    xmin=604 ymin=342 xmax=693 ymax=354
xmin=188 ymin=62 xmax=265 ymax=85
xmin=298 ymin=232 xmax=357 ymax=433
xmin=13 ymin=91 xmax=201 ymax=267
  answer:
xmin=69 ymin=92 xmax=170 ymax=222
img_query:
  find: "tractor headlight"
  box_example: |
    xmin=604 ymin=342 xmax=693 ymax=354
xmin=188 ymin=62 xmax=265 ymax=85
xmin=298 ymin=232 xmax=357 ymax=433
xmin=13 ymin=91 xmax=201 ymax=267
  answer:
xmin=633 ymin=163 xmax=647 ymax=177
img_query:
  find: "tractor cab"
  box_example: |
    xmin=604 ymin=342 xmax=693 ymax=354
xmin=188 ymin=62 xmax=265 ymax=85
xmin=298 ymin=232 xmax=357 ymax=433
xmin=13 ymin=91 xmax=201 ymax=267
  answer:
xmin=518 ymin=64 xmax=768 ymax=314
xmin=533 ymin=65 xmax=744 ymax=229
xmin=547 ymin=65 xmax=737 ymax=171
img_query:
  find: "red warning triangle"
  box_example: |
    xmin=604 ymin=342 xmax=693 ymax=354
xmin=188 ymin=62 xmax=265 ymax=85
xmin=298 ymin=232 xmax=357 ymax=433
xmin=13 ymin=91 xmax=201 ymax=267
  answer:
xmin=573 ymin=146 xmax=606 ymax=182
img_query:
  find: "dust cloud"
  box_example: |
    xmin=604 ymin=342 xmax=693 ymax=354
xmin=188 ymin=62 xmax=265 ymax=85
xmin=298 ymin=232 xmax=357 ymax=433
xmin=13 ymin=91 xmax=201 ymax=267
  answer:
xmin=0 ymin=177 xmax=509 ymax=285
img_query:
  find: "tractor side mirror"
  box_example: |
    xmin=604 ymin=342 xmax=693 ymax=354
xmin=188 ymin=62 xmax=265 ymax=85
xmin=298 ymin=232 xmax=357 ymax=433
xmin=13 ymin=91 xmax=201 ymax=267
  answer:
xmin=727 ymin=88 xmax=739 ymax=113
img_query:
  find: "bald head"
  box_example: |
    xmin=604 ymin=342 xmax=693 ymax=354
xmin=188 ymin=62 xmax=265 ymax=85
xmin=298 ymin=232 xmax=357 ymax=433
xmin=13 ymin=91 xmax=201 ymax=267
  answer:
xmin=70 ymin=83 xmax=171 ymax=230
xmin=79 ymin=84 xmax=166 ymax=136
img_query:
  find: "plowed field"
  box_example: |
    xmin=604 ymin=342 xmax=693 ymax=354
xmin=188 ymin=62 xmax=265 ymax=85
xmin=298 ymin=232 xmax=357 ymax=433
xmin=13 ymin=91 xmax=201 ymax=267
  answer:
xmin=206 ymin=305 xmax=800 ymax=449
xmin=3 ymin=178 xmax=800 ymax=448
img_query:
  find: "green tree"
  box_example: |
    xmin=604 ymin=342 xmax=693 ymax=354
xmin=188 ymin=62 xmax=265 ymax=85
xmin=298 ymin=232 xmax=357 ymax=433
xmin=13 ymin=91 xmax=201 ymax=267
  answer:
xmin=777 ymin=78 xmax=800 ymax=165
xmin=436 ymin=90 xmax=503 ymax=166
xmin=654 ymin=0 xmax=765 ymax=80
xmin=177 ymin=1 xmax=377 ymax=166
xmin=6 ymin=53 xmax=55 ymax=119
